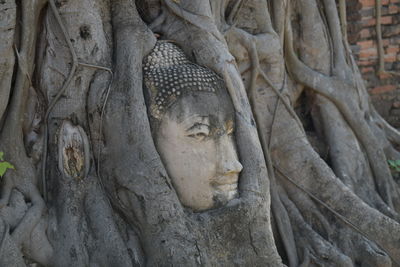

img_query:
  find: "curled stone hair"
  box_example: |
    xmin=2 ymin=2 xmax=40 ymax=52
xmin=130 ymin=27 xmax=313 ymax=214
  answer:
xmin=143 ymin=41 xmax=225 ymax=120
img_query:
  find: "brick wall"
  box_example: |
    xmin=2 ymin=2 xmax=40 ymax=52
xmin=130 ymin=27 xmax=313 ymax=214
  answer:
xmin=347 ymin=0 xmax=400 ymax=126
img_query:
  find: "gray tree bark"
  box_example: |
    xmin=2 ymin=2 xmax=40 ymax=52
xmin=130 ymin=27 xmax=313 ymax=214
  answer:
xmin=0 ymin=0 xmax=399 ymax=266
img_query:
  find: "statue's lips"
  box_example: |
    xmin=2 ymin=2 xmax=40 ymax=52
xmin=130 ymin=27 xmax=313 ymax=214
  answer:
xmin=214 ymin=183 xmax=237 ymax=192
xmin=212 ymin=175 xmax=239 ymax=192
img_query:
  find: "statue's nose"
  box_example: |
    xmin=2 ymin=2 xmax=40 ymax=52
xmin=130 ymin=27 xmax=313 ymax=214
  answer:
xmin=217 ymin=135 xmax=243 ymax=176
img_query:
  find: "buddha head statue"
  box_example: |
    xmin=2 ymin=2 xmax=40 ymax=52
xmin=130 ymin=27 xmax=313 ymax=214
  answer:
xmin=143 ymin=41 xmax=243 ymax=211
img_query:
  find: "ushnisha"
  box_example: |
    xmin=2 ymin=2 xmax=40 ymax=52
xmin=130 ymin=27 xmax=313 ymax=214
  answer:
xmin=143 ymin=41 xmax=223 ymax=119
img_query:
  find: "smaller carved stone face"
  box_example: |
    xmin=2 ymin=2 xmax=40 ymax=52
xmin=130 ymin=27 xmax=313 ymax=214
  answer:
xmin=155 ymin=91 xmax=243 ymax=211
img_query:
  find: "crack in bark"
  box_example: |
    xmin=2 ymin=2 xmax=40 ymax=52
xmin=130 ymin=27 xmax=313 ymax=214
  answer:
xmin=248 ymin=222 xmax=259 ymax=257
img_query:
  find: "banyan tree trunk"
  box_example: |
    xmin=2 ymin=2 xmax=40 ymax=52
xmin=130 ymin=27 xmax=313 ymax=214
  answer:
xmin=0 ymin=0 xmax=399 ymax=266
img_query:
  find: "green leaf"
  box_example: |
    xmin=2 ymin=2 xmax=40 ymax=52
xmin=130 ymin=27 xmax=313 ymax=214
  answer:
xmin=0 ymin=161 xmax=14 ymax=177
xmin=388 ymin=160 xmax=396 ymax=167
xmin=0 ymin=152 xmax=3 ymax=161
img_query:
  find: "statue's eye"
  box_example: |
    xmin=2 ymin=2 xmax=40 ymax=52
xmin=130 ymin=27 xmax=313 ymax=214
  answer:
xmin=188 ymin=132 xmax=208 ymax=141
xmin=187 ymin=123 xmax=210 ymax=141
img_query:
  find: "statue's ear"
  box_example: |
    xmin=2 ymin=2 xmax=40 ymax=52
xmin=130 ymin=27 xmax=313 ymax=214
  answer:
xmin=143 ymin=81 xmax=162 ymax=121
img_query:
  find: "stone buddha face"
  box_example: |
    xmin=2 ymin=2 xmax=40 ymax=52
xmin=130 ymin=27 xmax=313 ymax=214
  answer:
xmin=144 ymin=41 xmax=243 ymax=211
xmin=155 ymin=91 xmax=242 ymax=211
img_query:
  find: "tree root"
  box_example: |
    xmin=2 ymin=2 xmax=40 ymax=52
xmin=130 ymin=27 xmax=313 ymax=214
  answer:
xmin=271 ymin=128 xmax=400 ymax=264
xmin=275 ymin=164 xmax=393 ymax=262
xmin=324 ymin=100 xmax=400 ymax=220
xmin=321 ymin=0 xmax=350 ymax=80
xmin=338 ymin=0 xmax=348 ymax=43
xmin=233 ymin=23 xmax=300 ymax=267
xmin=372 ymin=108 xmax=400 ymax=146
xmin=374 ymin=0 xmax=398 ymax=78
xmin=368 ymin=1 xmax=400 ymax=81
xmin=149 ymin=8 xmax=166 ymax=30
xmin=42 ymin=0 xmax=114 ymax=201
xmin=0 ymin=0 xmax=48 ymax=254
xmin=290 ymin=0 xmax=400 ymax=220
xmin=163 ymin=0 xmax=225 ymax=43
xmin=0 ymin=0 xmax=16 ymax=122
xmin=42 ymin=0 xmax=79 ymax=201
xmin=284 ymin=8 xmax=400 ymax=211
xmin=280 ymin=177 xmax=334 ymax=239
xmin=224 ymin=26 xmax=304 ymax=133
xmin=0 ymin=218 xmax=25 ymax=267
xmin=279 ymin=190 xmax=354 ymax=266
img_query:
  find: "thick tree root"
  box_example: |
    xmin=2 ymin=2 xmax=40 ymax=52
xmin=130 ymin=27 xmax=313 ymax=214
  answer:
xmin=284 ymin=6 xmax=400 ymax=212
xmin=280 ymin=191 xmax=354 ymax=267
xmin=0 ymin=2 xmax=48 ymax=264
xmin=0 ymin=0 xmax=16 ymax=122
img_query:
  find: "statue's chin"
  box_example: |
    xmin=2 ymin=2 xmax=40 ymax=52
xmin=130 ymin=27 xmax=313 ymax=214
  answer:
xmin=182 ymin=186 xmax=239 ymax=212
xmin=212 ymin=186 xmax=239 ymax=208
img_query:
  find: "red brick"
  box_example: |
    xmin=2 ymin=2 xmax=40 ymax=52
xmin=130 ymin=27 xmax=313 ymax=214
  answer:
xmin=384 ymin=39 xmax=391 ymax=46
xmin=359 ymin=0 xmax=390 ymax=7
xmin=358 ymin=59 xmax=376 ymax=66
xmin=360 ymin=28 xmax=372 ymax=38
xmin=359 ymin=48 xmax=378 ymax=58
xmin=381 ymin=16 xmax=393 ymax=24
xmin=384 ymin=53 xmax=397 ymax=62
xmin=391 ymin=0 xmax=399 ymax=3
xmin=362 ymin=18 xmax=376 ymax=26
xmin=362 ymin=16 xmax=392 ymax=27
xmin=389 ymin=4 xmax=399 ymax=13
xmin=361 ymin=67 xmax=375 ymax=73
xmin=360 ymin=0 xmax=375 ymax=7
xmin=370 ymin=85 xmax=396 ymax=94
xmin=386 ymin=45 xmax=400 ymax=53
xmin=357 ymin=40 xmax=375 ymax=49
xmin=378 ymin=72 xmax=392 ymax=79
